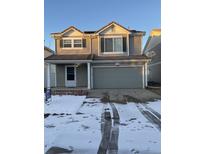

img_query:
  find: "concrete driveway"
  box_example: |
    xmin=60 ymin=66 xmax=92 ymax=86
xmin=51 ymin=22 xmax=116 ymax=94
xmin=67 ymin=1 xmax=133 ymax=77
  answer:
xmin=87 ymin=89 xmax=160 ymax=103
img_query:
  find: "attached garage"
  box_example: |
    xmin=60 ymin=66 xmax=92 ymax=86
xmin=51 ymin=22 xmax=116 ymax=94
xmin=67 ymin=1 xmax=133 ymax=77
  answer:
xmin=92 ymin=66 xmax=143 ymax=89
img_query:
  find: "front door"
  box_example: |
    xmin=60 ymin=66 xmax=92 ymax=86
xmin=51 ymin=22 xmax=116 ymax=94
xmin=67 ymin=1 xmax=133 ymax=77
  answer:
xmin=65 ymin=66 xmax=76 ymax=87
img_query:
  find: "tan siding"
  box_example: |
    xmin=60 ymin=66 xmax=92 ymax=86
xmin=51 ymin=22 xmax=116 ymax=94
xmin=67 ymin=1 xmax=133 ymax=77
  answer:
xmin=91 ymin=37 xmax=98 ymax=55
xmin=130 ymin=35 xmax=142 ymax=55
xmin=56 ymin=37 xmax=91 ymax=55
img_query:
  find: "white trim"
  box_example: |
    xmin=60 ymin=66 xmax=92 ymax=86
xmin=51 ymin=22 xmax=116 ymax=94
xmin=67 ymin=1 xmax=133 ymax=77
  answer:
xmin=47 ymin=63 xmax=51 ymax=89
xmin=92 ymin=65 xmax=144 ymax=68
xmin=92 ymin=59 xmax=150 ymax=63
xmin=102 ymin=52 xmax=124 ymax=54
xmin=45 ymin=60 xmax=92 ymax=64
xmin=149 ymin=61 xmax=161 ymax=66
xmin=65 ymin=65 xmax=77 ymax=87
xmin=142 ymin=66 xmax=145 ymax=88
xmin=91 ymin=66 xmax=93 ymax=89
xmin=145 ymin=63 xmax=148 ymax=87
xmin=87 ymin=63 xmax=91 ymax=89
xmin=102 ymin=35 xmax=123 ymax=38
xmin=54 ymin=64 xmax=57 ymax=87
xmin=127 ymin=34 xmax=130 ymax=56
xmin=98 ymin=35 xmax=100 ymax=56
xmin=96 ymin=23 xmax=131 ymax=34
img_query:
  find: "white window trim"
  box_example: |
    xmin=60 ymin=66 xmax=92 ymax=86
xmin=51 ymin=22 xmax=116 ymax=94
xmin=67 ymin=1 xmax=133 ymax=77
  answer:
xmin=64 ymin=65 xmax=77 ymax=87
xmin=102 ymin=36 xmax=124 ymax=54
xmin=62 ymin=38 xmax=83 ymax=49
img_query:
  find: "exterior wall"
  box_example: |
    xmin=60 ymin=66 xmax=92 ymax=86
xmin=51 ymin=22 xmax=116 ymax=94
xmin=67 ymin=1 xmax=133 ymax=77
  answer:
xmin=76 ymin=64 xmax=88 ymax=87
xmin=55 ymin=64 xmax=88 ymax=87
xmin=129 ymin=35 xmax=142 ymax=55
xmin=56 ymin=64 xmax=65 ymax=87
xmin=91 ymin=37 xmax=98 ymax=55
xmin=56 ymin=36 xmax=91 ymax=55
xmin=144 ymin=35 xmax=161 ymax=84
xmin=148 ymin=64 xmax=161 ymax=83
xmin=44 ymin=48 xmax=56 ymax=88
xmin=44 ymin=64 xmax=56 ymax=88
xmin=54 ymin=23 xmax=143 ymax=56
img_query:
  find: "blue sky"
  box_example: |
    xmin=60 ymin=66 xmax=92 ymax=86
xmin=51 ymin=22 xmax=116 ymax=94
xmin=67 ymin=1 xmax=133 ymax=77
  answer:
xmin=44 ymin=0 xmax=160 ymax=50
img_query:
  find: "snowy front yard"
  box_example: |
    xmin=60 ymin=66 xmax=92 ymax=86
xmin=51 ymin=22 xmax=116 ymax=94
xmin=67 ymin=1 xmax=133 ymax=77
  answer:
xmin=44 ymin=95 xmax=161 ymax=154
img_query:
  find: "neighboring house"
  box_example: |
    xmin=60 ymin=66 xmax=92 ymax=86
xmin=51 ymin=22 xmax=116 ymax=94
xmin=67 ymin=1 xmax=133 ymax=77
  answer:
xmin=44 ymin=46 xmax=56 ymax=88
xmin=143 ymin=29 xmax=161 ymax=85
xmin=45 ymin=21 xmax=150 ymax=89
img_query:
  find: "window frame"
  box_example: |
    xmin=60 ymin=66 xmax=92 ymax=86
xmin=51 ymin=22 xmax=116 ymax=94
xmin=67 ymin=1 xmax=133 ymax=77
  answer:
xmin=102 ymin=36 xmax=124 ymax=54
xmin=62 ymin=39 xmax=72 ymax=48
xmin=62 ymin=38 xmax=83 ymax=49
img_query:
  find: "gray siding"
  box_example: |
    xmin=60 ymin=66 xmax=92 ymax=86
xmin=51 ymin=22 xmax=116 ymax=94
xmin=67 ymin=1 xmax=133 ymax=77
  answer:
xmin=56 ymin=64 xmax=65 ymax=87
xmin=76 ymin=64 xmax=88 ymax=87
xmin=93 ymin=67 xmax=143 ymax=89
xmin=56 ymin=64 xmax=88 ymax=87
xmin=148 ymin=64 xmax=161 ymax=83
xmin=44 ymin=64 xmax=56 ymax=88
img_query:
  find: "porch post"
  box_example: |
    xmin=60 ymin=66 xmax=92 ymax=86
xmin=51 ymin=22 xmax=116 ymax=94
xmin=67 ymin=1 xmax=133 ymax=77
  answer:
xmin=87 ymin=62 xmax=91 ymax=89
xmin=47 ymin=63 xmax=51 ymax=89
xmin=142 ymin=65 xmax=145 ymax=89
xmin=145 ymin=62 xmax=148 ymax=87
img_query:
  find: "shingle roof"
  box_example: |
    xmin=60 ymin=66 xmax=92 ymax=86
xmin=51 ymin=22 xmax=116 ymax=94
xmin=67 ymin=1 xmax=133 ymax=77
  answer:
xmin=45 ymin=54 xmax=150 ymax=61
xmin=93 ymin=54 xmax=150 ymax=60
xmin=50 ymin=21 xmax=145 ymax=36
xmin=44 ymin=54 xmax=93 ymax=60
xmin=44 ymin=46 xmax=55 ymax=54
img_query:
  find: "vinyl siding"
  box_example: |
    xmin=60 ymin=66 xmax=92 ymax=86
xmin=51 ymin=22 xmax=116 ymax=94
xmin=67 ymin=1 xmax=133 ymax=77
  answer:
xmin=56 ymin=64 xmax=65 ymax=87
xmin=44 ymin=64 xmax=56 ymax=88
xmin=55 ymin=64 xmax=88 ymax=87
xmin=76 ymin=64 xmax=88 ymax=87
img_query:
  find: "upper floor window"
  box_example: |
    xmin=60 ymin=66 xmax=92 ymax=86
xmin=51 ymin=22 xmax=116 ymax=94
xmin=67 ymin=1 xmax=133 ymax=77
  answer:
xmin=62 ymin=38 xmax=85 ymax=48
xmin=74 ymin=39 xmax=82 ymax=48
xmin=101 ymin=36 xmax=126 ymax=53
xmin=63 ymin=39 xmax=72 ymax=48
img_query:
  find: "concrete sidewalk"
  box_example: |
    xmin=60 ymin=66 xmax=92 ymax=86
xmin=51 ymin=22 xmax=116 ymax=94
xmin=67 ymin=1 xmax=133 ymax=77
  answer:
xmin=87 ymin=89 xmax=160 ymax=103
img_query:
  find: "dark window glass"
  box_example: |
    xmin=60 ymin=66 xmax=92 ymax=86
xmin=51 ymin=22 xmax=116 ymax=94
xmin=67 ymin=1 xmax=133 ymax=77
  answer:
xmin=74 ymin=43 xmax=82 ymax=47
xmin=67 ymin=67 xmax=75 ymax=80
xmin=74 ymin=39 xmax=82 ymax=48
xmin=105 ymin=38 xmax=113 ymax=52
xmin=64 ymin=43 xmax=72 ymax=48
xmin=67 ymin=74 xmax=74 ymax=80
xmin=63 ymin=40 xmax=72 ymax=48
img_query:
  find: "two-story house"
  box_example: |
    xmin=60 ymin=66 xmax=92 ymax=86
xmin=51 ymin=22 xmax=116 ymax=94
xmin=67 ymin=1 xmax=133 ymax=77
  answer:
xmin=45 ymin=21 xmax=150 ymax=89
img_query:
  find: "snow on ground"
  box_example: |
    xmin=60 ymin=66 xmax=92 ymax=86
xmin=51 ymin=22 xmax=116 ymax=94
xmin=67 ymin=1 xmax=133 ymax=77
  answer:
xmin=45 ymin=95 xmax=86 ymax=114
xmin=114 ymin=103 xmax=160 ymax=154
xmin=44 ymin=95 xmax=104 ymax=153
xmin=45 ymin=95 xmax=161 ymax=154
xmin=147 ymin=100 xmax=161 ymax=113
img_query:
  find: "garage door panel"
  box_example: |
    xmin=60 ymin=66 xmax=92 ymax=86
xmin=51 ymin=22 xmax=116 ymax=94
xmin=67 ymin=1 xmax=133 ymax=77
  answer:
xmin=93 ymin=67 xmax=143 ymax=89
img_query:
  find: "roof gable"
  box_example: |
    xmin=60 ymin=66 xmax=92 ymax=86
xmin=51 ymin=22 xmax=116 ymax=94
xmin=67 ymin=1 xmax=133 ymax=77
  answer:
xmin=96 ymin=21 xmax=131 ymax=35
xmin=61 ymin=26 xmax=83 ymax=37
